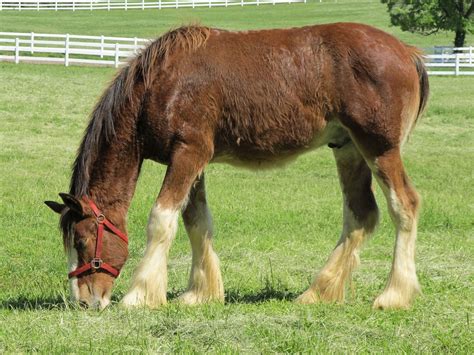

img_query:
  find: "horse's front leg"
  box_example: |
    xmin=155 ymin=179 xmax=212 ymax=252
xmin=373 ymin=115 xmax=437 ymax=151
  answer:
xmin=178 ymin=173 xmax=224 ymax=305
xmin=122 ymin=142 xmax=212 ymax=308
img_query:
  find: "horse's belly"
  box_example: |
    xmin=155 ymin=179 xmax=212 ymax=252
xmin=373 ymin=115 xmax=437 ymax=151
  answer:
xmin=211 ymin=119 xmax=348 ymax=169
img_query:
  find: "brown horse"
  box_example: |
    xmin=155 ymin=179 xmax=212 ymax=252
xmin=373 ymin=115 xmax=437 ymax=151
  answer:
xmin=45 ymin=22 xmax=428 ymax=310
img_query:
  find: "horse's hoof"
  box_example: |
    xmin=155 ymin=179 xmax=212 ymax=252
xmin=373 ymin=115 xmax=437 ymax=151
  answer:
xmin=177 ymin=290 xmax=224 ymax=305
xmin=121 ymin=290 xmax=166 ymax=309
xmin=177 ymin=291 xmax=200 ymax=305
xmin=121 ymin=292 xmax=145 ymax=308
xmin=295 ymin=289 xmax=319 ymax=304
xmin=373 ymin=290 xmax=411 ymax=310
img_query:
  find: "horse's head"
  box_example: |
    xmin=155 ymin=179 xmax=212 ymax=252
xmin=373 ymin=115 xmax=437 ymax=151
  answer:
xmin=45 ymin=193 xmax=128 ymax=309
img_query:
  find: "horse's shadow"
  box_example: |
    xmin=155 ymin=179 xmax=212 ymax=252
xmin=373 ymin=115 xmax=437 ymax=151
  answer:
xmin=166 ymin=286 xmax=297 ymax=304
xmin=224 ymin=288 xmax=297 ymax=304
xmin=1 ymin=296 xmax=69 ymax=310
xmin=1 ymin=288 xmax=297 ymax=310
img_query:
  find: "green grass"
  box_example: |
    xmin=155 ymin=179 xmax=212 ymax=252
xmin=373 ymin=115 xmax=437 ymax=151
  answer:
xmin=1 ymin=0 xmax=471 ymax=47
xmin=1 ymin=1 xmax=474 ymax=353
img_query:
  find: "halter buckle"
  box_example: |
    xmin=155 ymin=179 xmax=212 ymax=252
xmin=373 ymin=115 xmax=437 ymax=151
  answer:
xmin=91 ymin=258 xmax=103 ymax=270
xmin=97 ymin=214 xmax=105 ymax=223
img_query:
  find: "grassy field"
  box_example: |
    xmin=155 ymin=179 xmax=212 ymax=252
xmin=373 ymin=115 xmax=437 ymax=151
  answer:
xmin=1 ymin=1 xmax=474 ymax=353
xmin=1 ymin=0 xmax=471 ymax=47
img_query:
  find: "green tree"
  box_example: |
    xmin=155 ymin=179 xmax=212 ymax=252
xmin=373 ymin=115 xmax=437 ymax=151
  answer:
xmin=381 ymin=0 xmax=474 ymax=47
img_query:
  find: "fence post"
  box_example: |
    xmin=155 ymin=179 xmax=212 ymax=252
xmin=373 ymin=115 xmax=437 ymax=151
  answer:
xmin=72 ymin=0 xmax=75 ymax=11
xmin=55 ymin=1 xmax=57 ymax=11
xmin=225 ymin=0 xmax=227 ymax=7
xmin=257 ymin=0 xmax=259 ymax=6
xmin=65 ymin=34 xmax=70 ymax=67
xmin=30 ymin=32 xmax=34 ymax=54
xmin=100 ymin=35 xmax=104 ymax=58
xmin=15 ymin=38 xmax=20 ymax=64
xmin=192 ymin=0 xmax=195 ymax=8
xmin=159 ymin=0 xmax=161 ymax=9
xmin=142 ymin=0 xmax=144 ymax=10
xmin=470 ymin=46 xmax=473 ymax=65
xmin=0 ymin=1 xmax=2 ymax=11
xmin=37 ymin=0 xmax=39 ymax=11
xmin=90 ymin=0 xmax=92 ymax=10
xmin=18 ymin=1 xmax=20 ymax=11
xmin=241 ymin=0 xmax=243 ymax=6
xmin=114 ymin=43 xmax=119 ymax=68
xmin=455 ymin=54 xmax=460 ymax=76
xmin=108 ymin=0 xmax=111 ymax=10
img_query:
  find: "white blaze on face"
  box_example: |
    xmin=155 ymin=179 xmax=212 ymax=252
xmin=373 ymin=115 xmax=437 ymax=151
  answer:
xmin=67 ymin=246 xmax=80 ymax=301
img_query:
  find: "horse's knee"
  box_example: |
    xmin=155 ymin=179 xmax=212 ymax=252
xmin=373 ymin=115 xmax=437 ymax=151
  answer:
xmin=146 ymin=203 xmax=179 ymax=243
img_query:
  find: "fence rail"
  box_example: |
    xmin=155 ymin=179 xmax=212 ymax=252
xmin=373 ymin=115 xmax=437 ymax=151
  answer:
xmin=425 ymin=47 xmax=474 ymax=76
xmin=0 ymin=32 xmax=473 ymax=75
xmin=0 ymin=32 xmax=149 ymax=67
xmin=0 ymin=0 xmax=305 ymax=11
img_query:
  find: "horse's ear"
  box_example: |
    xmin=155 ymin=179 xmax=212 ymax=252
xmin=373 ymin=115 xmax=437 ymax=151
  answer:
xmin=59 ymin=193 xmax=84 ymax=216
xmin=44 ymin=201 xmax=66 ymax=214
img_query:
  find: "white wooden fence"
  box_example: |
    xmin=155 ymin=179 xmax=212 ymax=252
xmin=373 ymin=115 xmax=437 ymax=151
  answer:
xmin=0 ymin=32 xmax=149 ymax=67
xmin=425 ymin=47 xmax=474 ymax=76
xmin=0 ymin=32 xmax=473 ymax=75
xmin=0 ymin=0 xmax=305 ymax=11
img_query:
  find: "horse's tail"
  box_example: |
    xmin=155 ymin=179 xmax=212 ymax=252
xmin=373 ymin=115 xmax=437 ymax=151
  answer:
xmin=411 ymin=49 xmax=430 ymax=124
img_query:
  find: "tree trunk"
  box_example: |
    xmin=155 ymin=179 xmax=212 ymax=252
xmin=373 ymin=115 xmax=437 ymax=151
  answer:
xmin=454 ymin=29 xmax=466 ymax=48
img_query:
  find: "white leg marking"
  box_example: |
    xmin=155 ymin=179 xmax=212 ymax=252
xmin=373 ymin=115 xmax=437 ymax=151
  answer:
xmin=179 ymin=203 xmax=224 ymax=305
xmin=122 ymin=204 xmax=179 ymax=308
xmin=373 ymin=188 xmax=420 ymax=309
xmin=297 ymin=196 xmax=378 ymax=304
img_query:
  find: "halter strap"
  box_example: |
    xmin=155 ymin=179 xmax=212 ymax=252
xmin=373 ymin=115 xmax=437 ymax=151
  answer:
xmin=68 ymin=196 xmax=128 ymax=279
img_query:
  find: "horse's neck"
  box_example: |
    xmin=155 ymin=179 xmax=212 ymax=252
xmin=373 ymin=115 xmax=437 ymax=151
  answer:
xmin=87 ymin=137 xmax=142 ymax=222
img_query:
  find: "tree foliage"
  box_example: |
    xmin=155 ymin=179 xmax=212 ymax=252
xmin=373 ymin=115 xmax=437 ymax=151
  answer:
xmin=381 ymin=0 xmax=474 ymax=47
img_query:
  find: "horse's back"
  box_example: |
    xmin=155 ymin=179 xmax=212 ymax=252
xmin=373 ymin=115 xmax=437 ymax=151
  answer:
xmin=144 ymin=23 xmax=421 ymax=164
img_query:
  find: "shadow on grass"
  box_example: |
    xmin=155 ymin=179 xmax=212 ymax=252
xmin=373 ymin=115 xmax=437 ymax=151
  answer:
xmin=1 ymin=288 xmax=298 ymax=310
xmin=224 ymin=287 xmax=297 ymax=304
xmin=0 ymin=294 xmax=124 ymax=311
xmin=0 ymin=296 xmax=69 ymax=310
xmin=165 ymin=286 xmax=297 ymax=304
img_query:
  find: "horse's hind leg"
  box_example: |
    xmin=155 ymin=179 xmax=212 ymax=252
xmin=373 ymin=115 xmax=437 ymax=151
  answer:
xmin=178 ymin=174 xmax=224 ymax=305
xmin=297 ymin=142 xmax=379 ymax=304
xmin=369 ymin=149 xmax=421 ymax=309
xmin=122 ymin=142 xmax=212 ymax=308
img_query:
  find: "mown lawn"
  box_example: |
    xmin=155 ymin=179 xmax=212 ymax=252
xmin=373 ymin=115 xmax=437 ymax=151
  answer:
xmin=1 ymin=1 xmax=473 ymax=353
xmin=0 ymin=0 xmax=470 ymax=47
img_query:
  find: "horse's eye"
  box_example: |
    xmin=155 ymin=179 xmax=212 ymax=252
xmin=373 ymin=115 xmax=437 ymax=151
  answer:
xmin=75 ymin=239 xmax=87 ymax=251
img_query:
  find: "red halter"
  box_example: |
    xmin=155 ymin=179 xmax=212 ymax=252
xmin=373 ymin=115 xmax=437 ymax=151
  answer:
xmin=68 ymin=197 xmax=128 ymax=279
